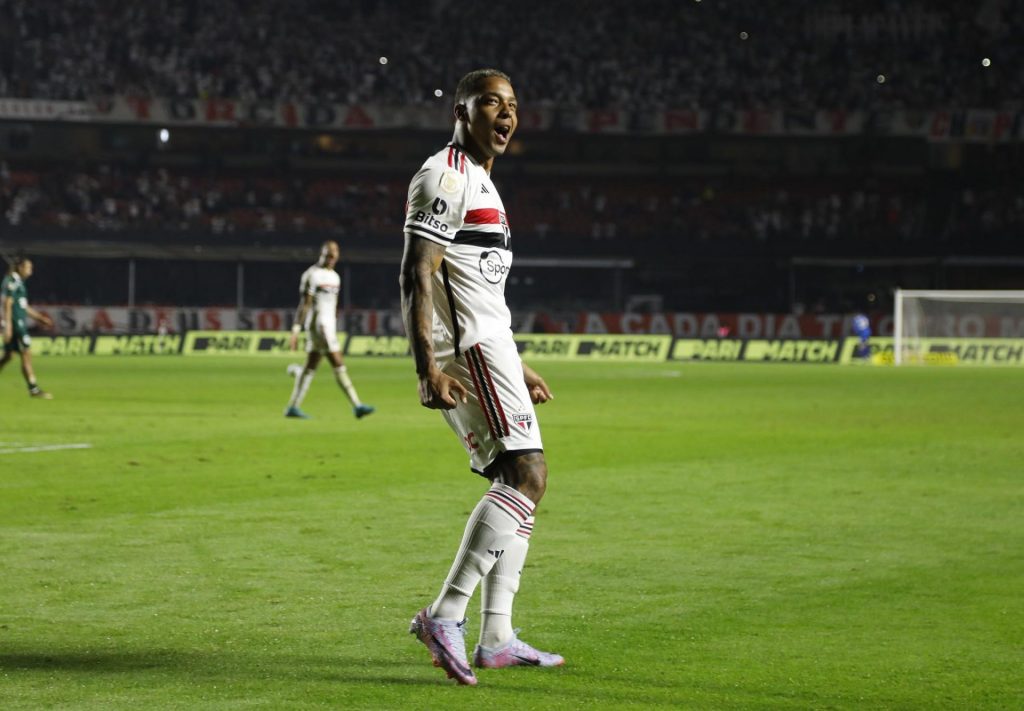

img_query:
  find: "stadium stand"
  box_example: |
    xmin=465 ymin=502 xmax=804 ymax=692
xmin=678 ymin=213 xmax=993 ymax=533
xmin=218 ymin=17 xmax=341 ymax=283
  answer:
xmin=1 ymin=0 xmax=1021 ymax=315
xmin=0 ymin=0 xmax=1019 ymax=110
xmin=3 ymin=164 xmax=1021 ymax=256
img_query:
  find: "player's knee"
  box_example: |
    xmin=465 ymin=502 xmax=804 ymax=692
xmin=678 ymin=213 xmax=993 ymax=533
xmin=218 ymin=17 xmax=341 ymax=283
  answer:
xmin=513 ymin=451 xmax=548 ymax=504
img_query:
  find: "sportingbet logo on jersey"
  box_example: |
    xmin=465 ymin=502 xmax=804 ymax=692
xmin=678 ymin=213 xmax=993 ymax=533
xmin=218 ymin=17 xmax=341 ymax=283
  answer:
xmin=479 ymin=250 xmax=510 ymax=284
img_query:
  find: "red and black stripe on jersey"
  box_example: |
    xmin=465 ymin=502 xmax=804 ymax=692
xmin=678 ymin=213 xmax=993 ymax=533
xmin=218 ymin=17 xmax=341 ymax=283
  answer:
xmin=454 ymin=208 xmax=510 ymax=249
xmin=447 ymin=145 xmax=466 ymax=174
xmin=406 ymin=222 xmax=451 ymax=243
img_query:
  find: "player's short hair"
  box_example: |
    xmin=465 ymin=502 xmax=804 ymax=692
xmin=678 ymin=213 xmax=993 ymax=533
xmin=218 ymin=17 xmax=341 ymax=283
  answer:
xmin=321 ymin=240 xmax=339 ymax=252
xmin=7 ymin=254 xmax=28 ymax=274
xmin=454 ymin=69 xmax=512 ymax=106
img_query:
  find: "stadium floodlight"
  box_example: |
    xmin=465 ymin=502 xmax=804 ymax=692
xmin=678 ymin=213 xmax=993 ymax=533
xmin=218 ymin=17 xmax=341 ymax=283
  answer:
xmin=893 ymin=289 xmax=1024 ymax=365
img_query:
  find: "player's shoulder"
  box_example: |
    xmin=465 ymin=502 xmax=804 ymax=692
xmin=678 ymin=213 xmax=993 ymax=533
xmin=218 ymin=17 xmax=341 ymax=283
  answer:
xmin=418 ymin=143 xmax=469 ymax=171
xmin=411 ymin=145 xmax=475 ymax=191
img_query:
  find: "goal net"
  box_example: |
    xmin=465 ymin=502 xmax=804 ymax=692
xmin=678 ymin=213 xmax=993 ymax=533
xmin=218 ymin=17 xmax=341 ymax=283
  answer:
xmin=893 ymin=289 xmax=1024 ymax=365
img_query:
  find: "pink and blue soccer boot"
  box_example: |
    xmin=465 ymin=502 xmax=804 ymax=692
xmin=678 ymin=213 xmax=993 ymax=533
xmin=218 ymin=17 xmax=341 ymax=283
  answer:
xmin=473 ymin=631 xmax=565 ymax=669
xmin=409 ymin=607 xmax=478 ymax=685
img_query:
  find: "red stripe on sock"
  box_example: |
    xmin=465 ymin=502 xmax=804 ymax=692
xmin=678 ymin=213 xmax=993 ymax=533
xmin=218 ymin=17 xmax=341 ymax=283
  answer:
xmin=488 ymin=488 xmax=533 ymax=519
xmin=485 ymin=491 xmax=527 ymax=523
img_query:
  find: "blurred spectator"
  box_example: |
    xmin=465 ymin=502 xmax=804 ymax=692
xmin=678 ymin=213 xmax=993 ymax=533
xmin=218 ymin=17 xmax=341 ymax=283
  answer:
xmin=3 ymin=164 xmax=1022 ymax=254
xmin=0 ymin=0 xmax=1019 ymax=111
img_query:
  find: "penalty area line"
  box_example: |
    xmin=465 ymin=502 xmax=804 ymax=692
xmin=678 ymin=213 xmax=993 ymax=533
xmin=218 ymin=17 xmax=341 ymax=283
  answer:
xmin=0 ymin=443 xmax=93 ymax=455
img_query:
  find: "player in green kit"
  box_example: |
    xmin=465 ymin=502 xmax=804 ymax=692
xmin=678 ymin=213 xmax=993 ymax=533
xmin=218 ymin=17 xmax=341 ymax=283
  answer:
xmin=1 ymin=257 xmax=55 ymax=398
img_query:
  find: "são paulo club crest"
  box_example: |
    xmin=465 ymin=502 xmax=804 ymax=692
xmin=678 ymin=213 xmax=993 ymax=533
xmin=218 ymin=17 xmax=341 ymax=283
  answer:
xmin=512 ymin=413 xmax=533 ymax=431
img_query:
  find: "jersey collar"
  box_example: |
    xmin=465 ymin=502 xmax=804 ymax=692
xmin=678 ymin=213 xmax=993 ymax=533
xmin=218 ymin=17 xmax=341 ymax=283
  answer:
xmin=446 ymin=142 xmax=482 ymax=168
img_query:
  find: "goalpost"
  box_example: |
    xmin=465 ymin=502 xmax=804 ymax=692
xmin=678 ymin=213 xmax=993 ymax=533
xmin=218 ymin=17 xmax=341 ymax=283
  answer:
xmin=893 ymin=289 xmax=1024 ymax=365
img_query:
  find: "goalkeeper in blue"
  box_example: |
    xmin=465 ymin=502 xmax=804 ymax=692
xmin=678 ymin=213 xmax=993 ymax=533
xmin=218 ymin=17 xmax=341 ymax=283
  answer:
xmin=852 ymin=313 xmax=872 ymax=360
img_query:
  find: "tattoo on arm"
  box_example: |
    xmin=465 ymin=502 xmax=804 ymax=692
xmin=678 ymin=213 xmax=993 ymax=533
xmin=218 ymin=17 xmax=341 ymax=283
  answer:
xmin=399 ymin=236 xmax=446 ymax=376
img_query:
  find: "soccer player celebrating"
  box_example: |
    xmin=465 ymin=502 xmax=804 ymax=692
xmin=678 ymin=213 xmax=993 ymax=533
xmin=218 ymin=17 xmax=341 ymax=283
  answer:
xmin=1 ymin=257 xmax=54 ymax=398
xmin=284 ymin=240 xmax=374 ymax=419
xmin=400 ymin=69 xmax=563 ymax=686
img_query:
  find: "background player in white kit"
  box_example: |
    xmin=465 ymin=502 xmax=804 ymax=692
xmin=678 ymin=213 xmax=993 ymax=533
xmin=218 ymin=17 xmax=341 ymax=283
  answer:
xmin=284 ymin=240 xmax=374 ymax=419
xmin=400 ymin=69 xmax=564 ymax=686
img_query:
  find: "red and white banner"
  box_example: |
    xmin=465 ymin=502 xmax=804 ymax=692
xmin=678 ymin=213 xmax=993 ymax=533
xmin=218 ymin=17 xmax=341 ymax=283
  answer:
xmin=537 ymin=312 xmax=893 ymax=339
xmin=30 ymin=306 xmax=1024 ymax=339
xmin=3 ymin=97 xmax=1022 ymax=141
xmin=37 ymin=306 xmax=291 ymax=334
xmin=538 ymin=311 xmax=1024 ymax=338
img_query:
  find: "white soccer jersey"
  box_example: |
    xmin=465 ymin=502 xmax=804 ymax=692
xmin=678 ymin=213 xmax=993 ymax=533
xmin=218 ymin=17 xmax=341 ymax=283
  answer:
xmin=299 ymin=264 xmax=340 ymax=332
xmin=404 ymin=143 xmax=513 ymax=359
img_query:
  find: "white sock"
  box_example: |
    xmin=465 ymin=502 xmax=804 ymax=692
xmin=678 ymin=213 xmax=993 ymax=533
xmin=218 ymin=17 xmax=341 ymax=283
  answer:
xmin=333 ymin=365 xmax=362 ymax=407
xmin=479 ymin=515 xmax=534 ymax=648
xmin=287 ymin=368 xmax=314 ymax=409
xmin=430 ymin=483 xmax=535 ymax=622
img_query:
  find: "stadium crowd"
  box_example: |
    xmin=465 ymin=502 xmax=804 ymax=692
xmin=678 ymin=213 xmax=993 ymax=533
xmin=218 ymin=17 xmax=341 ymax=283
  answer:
xmin=3 ymin=162 xmax=1021 ymax=252
xmin=0 ymin=0 xmax=1019 ymax=110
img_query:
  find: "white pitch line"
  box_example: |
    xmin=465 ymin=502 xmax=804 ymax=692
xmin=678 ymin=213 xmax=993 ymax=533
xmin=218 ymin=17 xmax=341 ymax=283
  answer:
xmin=0 ymin=443 xmax=93 ymax=455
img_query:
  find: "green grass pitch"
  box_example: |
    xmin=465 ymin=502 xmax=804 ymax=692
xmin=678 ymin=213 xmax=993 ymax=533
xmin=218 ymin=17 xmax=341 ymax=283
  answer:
xmin=1 ymin=356 xmax=1021 ymax=709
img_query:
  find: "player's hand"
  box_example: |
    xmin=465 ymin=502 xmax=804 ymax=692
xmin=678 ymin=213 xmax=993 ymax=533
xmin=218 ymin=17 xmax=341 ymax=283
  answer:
xmin=419 ymin=369 xmax=469 ymax=410
xmin=522 ymin=362 xmax=553 ymax=404
xmin=38 ymin=313 xmax=54 ymax=329
xmin=288 ymin=333 xmax=299 ymax=351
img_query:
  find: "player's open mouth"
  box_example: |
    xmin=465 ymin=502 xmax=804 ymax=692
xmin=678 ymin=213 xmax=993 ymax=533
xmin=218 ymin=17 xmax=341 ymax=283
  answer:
xmin=494 ymin=125 xmax=511 ymax=144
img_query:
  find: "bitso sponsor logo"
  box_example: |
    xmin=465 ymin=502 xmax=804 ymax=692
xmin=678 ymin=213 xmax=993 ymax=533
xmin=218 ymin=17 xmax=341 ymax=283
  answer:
xmin=413 ymin=210 xmax=449 ymax=233
xmin=479 ymin=250 xmax=510 ymax=284
xmin=431 ymin=197 xmax=448 ymax=215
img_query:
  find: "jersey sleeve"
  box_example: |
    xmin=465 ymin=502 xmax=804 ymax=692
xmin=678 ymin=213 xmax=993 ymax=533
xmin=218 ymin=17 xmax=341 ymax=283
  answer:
xmin=404 ymin=162 xmax=469 ymax=246
xmin=299 ymin=268 xmax=314 ymax=297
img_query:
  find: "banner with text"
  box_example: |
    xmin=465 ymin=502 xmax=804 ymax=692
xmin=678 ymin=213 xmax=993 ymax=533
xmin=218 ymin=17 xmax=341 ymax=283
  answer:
xmin=670 ymin=338 xmax=846 ymax=364
xmin=29 ymin=304 xmax=1024 ymax=342
xmin=23 ymin=334 xmax=183 ymax=355
xmin=514 ymin=334 xmax=672 ymax=361
xmin=183 ymin=330 xmax=327 ymax=355
xmin=3 ymin=98 xmax=1023 ymax=141
xmin=859 ymin=337 xmax=1024 ymax=366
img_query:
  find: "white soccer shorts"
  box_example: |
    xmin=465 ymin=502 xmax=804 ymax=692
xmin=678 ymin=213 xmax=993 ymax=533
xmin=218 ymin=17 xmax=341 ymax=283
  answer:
xmin=306 ymin=322 xmax=342 ymax=354
xmin=439 ymin=334 xmax=544 ymax=476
